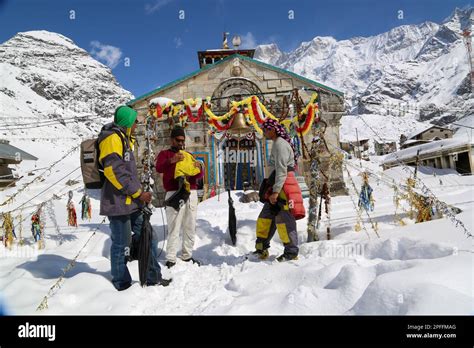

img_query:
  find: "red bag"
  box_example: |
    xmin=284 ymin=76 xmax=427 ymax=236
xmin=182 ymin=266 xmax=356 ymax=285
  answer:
xmin=282 ymin=171 xmax=306 ymax=220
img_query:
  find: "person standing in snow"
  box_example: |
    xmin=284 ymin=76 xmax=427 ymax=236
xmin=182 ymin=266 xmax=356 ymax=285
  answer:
xmin=156 ymin=126 xmax=204 ymax=268
xmin=253 ymin=118 xmax=305 ymax=262
xmin=99 ymin=105 xmax=171 ymax=291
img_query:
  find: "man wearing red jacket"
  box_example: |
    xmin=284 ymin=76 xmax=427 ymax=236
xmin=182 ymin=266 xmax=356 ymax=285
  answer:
xmin=155 ymin=126 xmax=204 ymax=268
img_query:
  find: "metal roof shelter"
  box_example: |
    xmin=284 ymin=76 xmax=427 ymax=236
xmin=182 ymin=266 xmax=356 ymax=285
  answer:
xmin=0 ymin=140 xmax=38 ymax=164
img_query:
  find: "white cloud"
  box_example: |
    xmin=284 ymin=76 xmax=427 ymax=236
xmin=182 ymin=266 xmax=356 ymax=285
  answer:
xmin=263 ymin=35 xmax=279 ymax=45
xmin=90 ymin=41 xmax=122 ymax=69
xmin=240 ymin=32 xmax=258 ymax=49
xmin=237 ymin=33 xmax=281 ymax=49
xmin=174 ymin=37 xmax=183 ymax=48
xmin=145 ymin=0 xmax=173 ymax=14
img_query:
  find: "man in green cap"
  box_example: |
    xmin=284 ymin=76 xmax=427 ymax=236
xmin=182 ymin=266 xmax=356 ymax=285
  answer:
xmin=98 ymin=105 xmax=171 ymax=291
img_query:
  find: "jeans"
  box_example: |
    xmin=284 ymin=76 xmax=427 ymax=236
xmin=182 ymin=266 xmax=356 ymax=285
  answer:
xmin=108 ymin=210 xmax=162 ymax=290
xmin=32 ymin=225 xmax=41 ymax=242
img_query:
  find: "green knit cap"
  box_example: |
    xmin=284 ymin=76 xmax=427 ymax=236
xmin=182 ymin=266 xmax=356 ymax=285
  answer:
xmin=114 ymin=106 xmax=137 ymax=128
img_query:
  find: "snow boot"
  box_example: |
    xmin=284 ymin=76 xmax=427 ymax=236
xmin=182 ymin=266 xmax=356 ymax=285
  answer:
xmin=248 ymin=249 xmax=269 ymax=261
xmin=147 ymin=278 xmax=173 ymax=287
xmin=182 ymin=257 xmax=201 ymax=266
xmin=165 ymin=261 xmax=176 ymax=269
xmin=276 ymin=253 xmax=298 ymax=262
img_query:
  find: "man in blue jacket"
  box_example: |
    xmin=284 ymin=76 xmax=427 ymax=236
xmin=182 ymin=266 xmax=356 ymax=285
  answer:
xmin=99 ymin=105 xmax=171 ymax=291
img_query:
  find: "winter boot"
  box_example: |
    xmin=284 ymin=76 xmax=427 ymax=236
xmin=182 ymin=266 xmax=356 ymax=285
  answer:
xmin=158 ymin=278 xmax=172 ymax=287
xmin=276 ymin=253 xmax=298 ymax=262
xmin=182 ymin=257 xmax=201 ymax=266
xmin=249 ymin=249 xmax=269 ymax=260
xmin=249 ymin=242 xmax=269 ymax=260
xmin=147 ymin=278 xmax=173 ymax=287
xmin=165 ymin=261 xmax=176 ymax=269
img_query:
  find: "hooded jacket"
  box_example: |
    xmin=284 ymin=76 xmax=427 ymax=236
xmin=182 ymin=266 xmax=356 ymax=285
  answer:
xmin=98 ymin=122 xmax=143 ymax=217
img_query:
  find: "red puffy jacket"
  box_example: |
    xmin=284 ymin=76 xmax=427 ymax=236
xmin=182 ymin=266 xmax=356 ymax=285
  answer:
xmin=264 ymin=171 xmax=305 ymax=220
xmin=283 ymin=171 xmax=306 ymax=220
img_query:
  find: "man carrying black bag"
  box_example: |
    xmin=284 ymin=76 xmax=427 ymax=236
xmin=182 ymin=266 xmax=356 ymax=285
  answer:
xmin=98 ymin=105 xmax=171 ymax=291
xmin=155 ymin=126 xmax=204 ymax=269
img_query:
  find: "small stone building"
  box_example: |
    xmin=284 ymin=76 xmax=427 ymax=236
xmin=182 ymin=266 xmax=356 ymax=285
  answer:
xmin=340 ymin=139 xmax=369 ymax=157
xmin=374 ymin=139 xmax=397 ymax=155
xmin=400 ymin=126 xmax=453 ymax=149
xmin=383 ymin=138 xmax=474 ymax=174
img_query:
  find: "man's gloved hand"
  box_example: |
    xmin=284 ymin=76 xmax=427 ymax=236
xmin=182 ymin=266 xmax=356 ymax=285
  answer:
xmin=139 ymin=191 xmax=152 ymax=204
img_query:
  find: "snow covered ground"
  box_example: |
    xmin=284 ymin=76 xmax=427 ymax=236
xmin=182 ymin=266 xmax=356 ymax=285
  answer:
xmin=0 ymin=140 xmax=472 ymax=315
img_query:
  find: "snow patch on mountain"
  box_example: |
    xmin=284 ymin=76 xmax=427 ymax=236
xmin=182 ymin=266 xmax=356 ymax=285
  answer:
xmin=340 ymin=114 xmax=426 ymax=143
xmin=0 ymin=30 xmax=133 ymax=141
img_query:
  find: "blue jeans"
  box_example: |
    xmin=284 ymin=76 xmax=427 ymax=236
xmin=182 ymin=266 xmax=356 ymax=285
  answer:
xmin=32 ymin=225 xmax=41 ymax=242
xmin=108 ymin=210 xmax=162 ymax=290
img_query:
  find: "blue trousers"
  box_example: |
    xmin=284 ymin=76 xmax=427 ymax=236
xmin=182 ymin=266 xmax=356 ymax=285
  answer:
xmin=108 ymin=210 xmax=162 ymax=290
xmin=32 ymin=225 xmax=41 ymax=242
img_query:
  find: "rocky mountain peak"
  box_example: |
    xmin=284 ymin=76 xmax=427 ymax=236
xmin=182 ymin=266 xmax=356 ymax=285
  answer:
xmin=254 ymin=8 xmax=472 ymax=126
xmin=442 ymin=6 xmax=473 ymax=33
xmin=0 ymin=31 xmax=133 ymax=140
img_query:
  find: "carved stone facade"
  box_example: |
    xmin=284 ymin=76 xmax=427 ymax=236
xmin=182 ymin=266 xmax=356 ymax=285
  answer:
xmin=128 ymin=54 xmax=346 ymax=205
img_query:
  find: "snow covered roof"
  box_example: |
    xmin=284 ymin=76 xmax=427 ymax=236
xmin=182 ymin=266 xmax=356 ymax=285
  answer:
xmin=340 ymin=138 xmax=370 ymax=144
xmin=383 ymin=138 xmax=471 ymax=164
xmin=340 ymin=134 xmax=370 ymax=143
xmin=405 ymin=125 xmax=452 ymax=140
xmin=149 ymin=97 xmax=175 ymax=106
xmin=374 ymin=138 xmax=397 ymax=143
xmin=401 ymin=139 xmax=430 ymax=146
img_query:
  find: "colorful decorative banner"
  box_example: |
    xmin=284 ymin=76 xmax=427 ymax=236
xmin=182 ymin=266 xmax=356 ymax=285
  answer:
xmin=148 ymin=93 xmax=319 ymax=138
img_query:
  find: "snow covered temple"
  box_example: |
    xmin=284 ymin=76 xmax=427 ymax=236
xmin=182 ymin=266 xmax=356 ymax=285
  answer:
xmin=127 ymin=35 xmax=346 ymax=205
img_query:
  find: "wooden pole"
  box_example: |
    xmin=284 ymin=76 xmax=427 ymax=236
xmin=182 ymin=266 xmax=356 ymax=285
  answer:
xmin=414 ymin=149 xmax=421 ymax=180
xmin=355 ymin=128 xmax=362 ymax=167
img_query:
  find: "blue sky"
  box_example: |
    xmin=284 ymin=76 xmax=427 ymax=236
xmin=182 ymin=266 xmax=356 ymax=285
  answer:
xmin=0 ymin=0 xmax=472 ymax=98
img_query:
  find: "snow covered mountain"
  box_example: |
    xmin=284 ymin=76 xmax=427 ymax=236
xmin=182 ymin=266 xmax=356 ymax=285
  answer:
xmin=255 ymin=7 xmax=473 ymax=127
xmin=0 ymin=30 xmax=133 ymax=141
